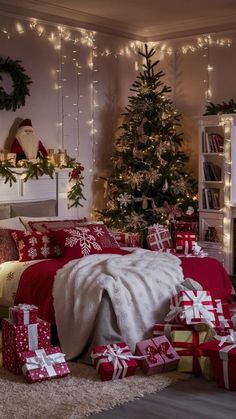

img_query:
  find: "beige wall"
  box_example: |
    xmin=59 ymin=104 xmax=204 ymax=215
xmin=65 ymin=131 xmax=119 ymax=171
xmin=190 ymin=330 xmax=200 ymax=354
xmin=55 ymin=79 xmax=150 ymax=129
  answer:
xmin=154 ymin=33 xmax=236 ymax=177
xmin=0 ymin=14 xmax=139 ymax=217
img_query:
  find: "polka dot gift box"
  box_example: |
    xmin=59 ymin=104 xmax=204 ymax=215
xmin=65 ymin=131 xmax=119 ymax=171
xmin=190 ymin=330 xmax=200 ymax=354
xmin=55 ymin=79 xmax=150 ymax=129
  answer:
xmin=19 ymin=347 xmax=70 ymax=384
xmin=9 ymin=304 xmax=38 ymax=326
xmin=2 ymin=318 xmax=51 ymax=374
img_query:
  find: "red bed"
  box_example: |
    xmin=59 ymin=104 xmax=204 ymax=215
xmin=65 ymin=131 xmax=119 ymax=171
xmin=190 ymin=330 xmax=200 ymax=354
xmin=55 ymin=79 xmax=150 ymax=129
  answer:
xmin=14 ymin=255 xmax=233 ymax=324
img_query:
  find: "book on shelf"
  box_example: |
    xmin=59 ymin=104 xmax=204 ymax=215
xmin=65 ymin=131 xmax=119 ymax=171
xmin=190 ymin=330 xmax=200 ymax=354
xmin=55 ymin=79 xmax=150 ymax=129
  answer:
xmin=203 ymin=161 xmax=222 ymax=181
xmin=202 ymin=188 xmax=220 ymax=209
xmin=202 ymin=132 xmax=224 ymax=153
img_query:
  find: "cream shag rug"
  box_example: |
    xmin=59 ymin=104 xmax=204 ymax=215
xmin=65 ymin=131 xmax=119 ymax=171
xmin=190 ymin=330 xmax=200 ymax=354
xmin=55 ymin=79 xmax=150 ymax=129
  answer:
xmin=0 ymin=354 xmax=190 ymax=419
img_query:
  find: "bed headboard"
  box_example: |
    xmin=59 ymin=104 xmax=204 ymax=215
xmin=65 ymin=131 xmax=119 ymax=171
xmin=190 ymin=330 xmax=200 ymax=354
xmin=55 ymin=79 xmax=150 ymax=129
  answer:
xmin=0 ymin=168 xmax=79 ymax=218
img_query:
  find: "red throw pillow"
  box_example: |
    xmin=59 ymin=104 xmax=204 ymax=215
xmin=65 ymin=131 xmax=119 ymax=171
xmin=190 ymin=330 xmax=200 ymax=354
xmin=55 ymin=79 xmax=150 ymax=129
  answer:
xmin=82 ymin=223 xmax=120 ymax=249
xmin=51 ymin=226 xmax=123 ymax=260
xmin=10 ymin=230 xmax=61 ymax=262
xmin=0 ymin=229 xmax=19 ymax=264
xmin=29 ymin=218 xmax=87 ymax=232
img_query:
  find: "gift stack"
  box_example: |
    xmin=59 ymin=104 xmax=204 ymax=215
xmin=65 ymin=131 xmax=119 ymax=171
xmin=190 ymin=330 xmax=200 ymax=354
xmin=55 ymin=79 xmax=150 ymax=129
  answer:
xmin=2 ymin=304 xmax=70 ymax=384
xmin=152 ymin=289 xmax=236 ymax=387
xmin=170 ymin=220 xmax=198 ymax=247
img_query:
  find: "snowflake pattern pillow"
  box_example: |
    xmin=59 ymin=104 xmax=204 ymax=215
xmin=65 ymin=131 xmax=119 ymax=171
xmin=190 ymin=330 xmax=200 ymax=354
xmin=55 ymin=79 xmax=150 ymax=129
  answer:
xmin=50 ymin=225 xmax=120 ymax=260
xmin=0 ymin=229 xmax=19 ymax=264
xmin=10 ymin=231 xmax=61 ymax=262
xmin=84 ymin=223 xmax=120 ymax=249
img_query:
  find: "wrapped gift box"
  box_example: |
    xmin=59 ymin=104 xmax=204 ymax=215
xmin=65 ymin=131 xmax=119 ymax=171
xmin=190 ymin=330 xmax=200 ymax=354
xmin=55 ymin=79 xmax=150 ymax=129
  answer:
xmin=176 ymin=232 xmax=196 ymax=255
xmin=153 ymin=323 xmax=194 ymax=340
xmin=165 ymin=290 xmax=216 ymax=326
xmin=19 ymin=346 xmax=70 ymax=383
xmin=196 ymin=346 xmax=214 ymax=381
xmin=198 ymin=331 xmax=236 ymax=390
xmin=147 ymin=224 xmax=173 ymax=251
xmin=2 ymin=318 xmax=51 ymax=374
xmin=91 ymin=342 xmax=138 ymax=381
xmin=135 ymin=336 xmax=179 ymax=375
xmin=9 ymin=304 xmax=38 ymax=326
xmin=171 ymin=329 xmax=207 ymax=373
xmin=174 ymin=221 xmax=198 ymax=235
xmin=214 ymin=300 xmax=233 ymax=329
xmin=112 ymin=231 xmax=140 ymax=247
xmin=228 ymin=303 xmax=236 ymax=319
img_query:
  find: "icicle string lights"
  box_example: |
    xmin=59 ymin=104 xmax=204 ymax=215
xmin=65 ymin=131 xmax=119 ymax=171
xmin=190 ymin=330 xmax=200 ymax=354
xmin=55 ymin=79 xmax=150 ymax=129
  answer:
xmin=2 ymin=18 xmax=230 ymax=57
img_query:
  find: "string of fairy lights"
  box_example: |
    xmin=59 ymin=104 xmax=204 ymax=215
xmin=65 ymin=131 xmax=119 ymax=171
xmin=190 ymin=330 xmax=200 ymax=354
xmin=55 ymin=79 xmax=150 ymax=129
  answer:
xmin=0 ymin=15 xmax=233 ymax=176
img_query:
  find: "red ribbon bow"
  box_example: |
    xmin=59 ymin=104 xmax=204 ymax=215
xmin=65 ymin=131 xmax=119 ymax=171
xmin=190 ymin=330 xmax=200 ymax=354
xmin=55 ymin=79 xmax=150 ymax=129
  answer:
xmin=145 ymin=345 xmax=158 ymax=363
xmin=145 ymin=341 xmax=174 ymax=364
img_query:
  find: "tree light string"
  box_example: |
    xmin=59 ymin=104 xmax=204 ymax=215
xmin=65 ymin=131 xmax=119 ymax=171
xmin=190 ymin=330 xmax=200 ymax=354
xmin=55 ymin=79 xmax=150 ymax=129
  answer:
xmin=75 ymin=49 xmax=81 ymax=161
xmin=220 ymin=116 xmax=233 ymax=269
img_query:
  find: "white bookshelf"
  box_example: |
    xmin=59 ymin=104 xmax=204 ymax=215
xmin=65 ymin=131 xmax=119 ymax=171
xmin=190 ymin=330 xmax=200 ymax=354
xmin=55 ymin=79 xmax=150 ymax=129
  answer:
xmin=199 ymin=114 xmax=236 ymax=273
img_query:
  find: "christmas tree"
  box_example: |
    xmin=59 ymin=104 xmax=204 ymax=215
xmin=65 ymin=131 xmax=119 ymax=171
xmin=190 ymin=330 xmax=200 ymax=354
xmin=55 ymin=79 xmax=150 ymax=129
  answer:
xmin=98 ymin=44 xmax=197 ymax=236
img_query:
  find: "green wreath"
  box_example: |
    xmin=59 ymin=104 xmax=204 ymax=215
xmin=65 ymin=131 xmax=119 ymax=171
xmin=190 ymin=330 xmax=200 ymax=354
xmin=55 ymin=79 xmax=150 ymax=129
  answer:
xmin=0 ymin=57 xmax=32 ymax=111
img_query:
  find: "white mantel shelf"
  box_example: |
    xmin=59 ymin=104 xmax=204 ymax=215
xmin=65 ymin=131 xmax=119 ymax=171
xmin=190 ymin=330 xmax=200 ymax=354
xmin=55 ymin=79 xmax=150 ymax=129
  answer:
xmin=0 ymin=168 xmax=78 ymax=218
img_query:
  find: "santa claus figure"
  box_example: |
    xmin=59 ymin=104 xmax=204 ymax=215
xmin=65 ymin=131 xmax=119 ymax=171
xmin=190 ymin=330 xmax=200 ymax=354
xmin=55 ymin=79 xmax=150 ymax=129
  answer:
xmin=11 ymin=119 xmax=48 ymax=163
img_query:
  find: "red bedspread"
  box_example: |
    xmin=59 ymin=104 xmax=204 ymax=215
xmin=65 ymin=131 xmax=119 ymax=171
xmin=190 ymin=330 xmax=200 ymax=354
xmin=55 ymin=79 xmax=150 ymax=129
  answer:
xmin=14 ymin=255 xmax=233 ymax=324
xmin=15 ymin=258 xmax=66 ymax=323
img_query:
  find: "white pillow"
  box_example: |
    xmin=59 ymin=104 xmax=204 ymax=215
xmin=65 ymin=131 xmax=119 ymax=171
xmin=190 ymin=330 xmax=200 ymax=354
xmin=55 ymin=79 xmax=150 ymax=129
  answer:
xmin=0 ymin=217 xmax=26 ymax=230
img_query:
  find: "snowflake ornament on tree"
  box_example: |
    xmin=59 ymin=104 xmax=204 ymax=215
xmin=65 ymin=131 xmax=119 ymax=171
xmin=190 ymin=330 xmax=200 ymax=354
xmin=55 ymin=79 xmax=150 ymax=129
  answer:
xmin=117 ymin=192 xmax=133 ymax=208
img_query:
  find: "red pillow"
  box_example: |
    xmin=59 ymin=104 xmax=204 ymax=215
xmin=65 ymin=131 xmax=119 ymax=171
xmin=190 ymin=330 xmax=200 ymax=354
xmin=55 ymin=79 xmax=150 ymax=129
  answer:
xmin=10 ymin=230 xmax=61 ymax=262
xmin=82 ymin=223 xmax=120 ymax=249
xmin=0 ymin=229 xmax=19 ymax=264
xmin=29 ymin=218 xmax=87 ymax=232
xmin=51 ymin=226 xmax=123 ymax=260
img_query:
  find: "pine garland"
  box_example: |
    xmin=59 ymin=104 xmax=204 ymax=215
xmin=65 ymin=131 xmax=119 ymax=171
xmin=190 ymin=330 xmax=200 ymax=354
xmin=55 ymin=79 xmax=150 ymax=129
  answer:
xmin=0 ymin=159 xmax=17 ymax=186
xmin=0 ymin=57 xmax=32 ymax=111
xmin=19 ymin=157 xmax=55 ymax=182
xmin=67 ymin=161 xmax=86 ymax=208
xmin=204 ymin=99 xmax=236 ymax=115
xmin=0 ymin=156 xmax=86 ymax=208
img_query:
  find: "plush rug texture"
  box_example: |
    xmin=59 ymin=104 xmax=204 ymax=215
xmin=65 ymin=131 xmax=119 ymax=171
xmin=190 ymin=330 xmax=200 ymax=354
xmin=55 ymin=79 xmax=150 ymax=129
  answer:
xmin=0 ymin=353 xmax=190 ymax=419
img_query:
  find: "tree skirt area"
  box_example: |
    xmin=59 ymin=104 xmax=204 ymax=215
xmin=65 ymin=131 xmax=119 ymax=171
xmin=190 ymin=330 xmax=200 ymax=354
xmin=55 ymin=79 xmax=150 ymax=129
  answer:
xmin=0 ymin=352 xmax=191 ymax=419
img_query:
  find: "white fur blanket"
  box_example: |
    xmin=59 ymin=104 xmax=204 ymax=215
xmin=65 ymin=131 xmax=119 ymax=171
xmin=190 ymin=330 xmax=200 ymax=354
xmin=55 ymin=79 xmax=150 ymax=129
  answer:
xmin=53 ymin=249 xmax=184 ymax=360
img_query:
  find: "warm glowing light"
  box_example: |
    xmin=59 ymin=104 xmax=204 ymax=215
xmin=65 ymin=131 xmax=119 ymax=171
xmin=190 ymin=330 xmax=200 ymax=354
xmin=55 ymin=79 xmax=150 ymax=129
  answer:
xmin=16 ymin=22 xmax=24 ymax=34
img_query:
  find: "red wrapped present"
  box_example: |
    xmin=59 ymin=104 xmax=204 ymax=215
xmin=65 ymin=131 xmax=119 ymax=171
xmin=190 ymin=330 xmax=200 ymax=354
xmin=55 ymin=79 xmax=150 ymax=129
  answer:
xmin=91 ymin=342 xmax=138 ymax=381
xmin=9 ymin=304 xmax=38 ymax=326
xmin=228 ymin=303 xmax=236 ymax=327
xmin=214 ymin=299 xmax=233 ymax=330
xmin=198 ymin=330 xmax=236 ymax=390
xmin=196 ymin=345 xmax=214 ymax=381
xmin=19 ymin=346 xmax=70 ymax=383
xmin=176 ymin=232 xmax=196 ymax=254
xmin=135 ymin=336 xmax=179 ymax=375
xmin=165 ymin=290 xmax=217 ymax=327
xmin=2 ymin=318 xmax=51 ymax=374
xmin=153 ymin=323 xmax=194 ymax=340
xmin=175 ymin=221 xmax=198 ymax=234
xmin=112 ymin=231 xmax=140 ymax=247
xmin=171 ymin=329 xmax=207 ymax=373
xmin=147 ymin=224 xmax=173 ymax=251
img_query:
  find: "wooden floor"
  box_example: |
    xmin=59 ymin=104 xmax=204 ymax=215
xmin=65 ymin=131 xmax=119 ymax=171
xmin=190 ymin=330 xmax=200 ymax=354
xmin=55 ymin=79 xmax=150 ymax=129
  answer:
xmin=90 ymin=377 xmax=236 ymax=419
